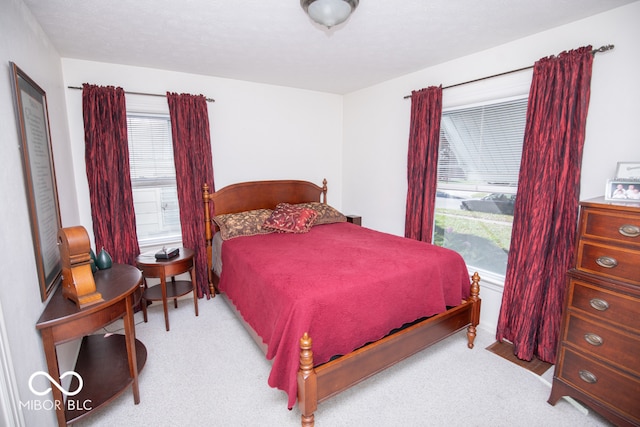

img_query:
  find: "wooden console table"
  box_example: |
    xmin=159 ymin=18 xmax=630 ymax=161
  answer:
xmin=36 ymin=263 xmax=147 ymax=426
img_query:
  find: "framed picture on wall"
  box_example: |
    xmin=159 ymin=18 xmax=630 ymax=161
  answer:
xmin=615 ymin=162 xmax=640 ymax=180
xmin=9 ymin=62 xmax=62 ymax=301
xmin=605 ymin=179 xmax=640 ymax=201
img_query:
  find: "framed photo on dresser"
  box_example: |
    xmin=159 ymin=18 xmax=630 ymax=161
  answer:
xmin=615 ymin=161 xmax=640 ymax=180
xmin=605 ymin=179 xmax=640 ymax=201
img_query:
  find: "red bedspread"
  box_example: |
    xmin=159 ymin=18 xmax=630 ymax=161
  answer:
xmin=218 ymin=222 xmax=470 ymax=408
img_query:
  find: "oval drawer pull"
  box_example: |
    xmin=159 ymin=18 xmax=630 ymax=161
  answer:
xmin=589 ymin=298 xmax=609 ymax=311
xmin=595 ymin=256 xmax=617 ymax=268
xmin=619 ymin=224 xmax=640 ymax=238
xmin=584 ymin=333 xmax=603 ymax=346
xmin=579 ymin=369 xmax=598 ymax=384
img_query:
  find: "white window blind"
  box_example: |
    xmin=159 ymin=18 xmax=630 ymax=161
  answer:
xmin=128 ymin=114 xmax=175 ymax=183
xmin=127 ymin=114 xmax=181 ymax=245
xmin=438 ymin=97 xmax=527 ymax=191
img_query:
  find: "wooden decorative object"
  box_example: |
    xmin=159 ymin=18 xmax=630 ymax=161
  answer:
xmin=57 ymin=226 xmax=103 ymax=308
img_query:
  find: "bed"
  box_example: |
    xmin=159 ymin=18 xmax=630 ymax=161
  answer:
xmin=202 ymin=179 xmax=481 ymax=426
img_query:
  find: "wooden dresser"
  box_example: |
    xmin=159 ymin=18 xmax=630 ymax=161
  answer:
xmin=548 ymin=197 xmax=640 ymax=426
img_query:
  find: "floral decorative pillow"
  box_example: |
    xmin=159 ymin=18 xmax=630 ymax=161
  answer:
xmin=213 ymin=209 xmax=274 ymax=240
xmin=263 ymin=203 xmax=318 ymax=233
xmin=295 ymin=202 xmax=347 ymax=225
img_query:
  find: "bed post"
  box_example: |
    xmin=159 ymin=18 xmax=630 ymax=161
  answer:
xmin=202 ymin=183 xmax=216 ymax=297
xmin=321 ymin=179 xmax=327 ymax=205
xmin=466 ymin=272 xmax=481 ymax=349
xmin=297 ymin=333 xmax=317 ymax=427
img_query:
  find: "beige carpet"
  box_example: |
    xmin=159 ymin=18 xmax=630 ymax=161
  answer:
xmin=68 ymin=297 xmax=612 ymax=427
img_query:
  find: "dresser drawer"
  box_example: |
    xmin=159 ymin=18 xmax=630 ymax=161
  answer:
xmin=568 ymin=279 xmax=640 ymax=332
xmin=558 ymin=347 xmax=640 ymax=423
xmin=564 ymin=314 xmax=640 ymax=374
xmin=576 ymin=241 xmax=640 ymax=285
xmin=581 ymin=208 xmax=640 ymax=247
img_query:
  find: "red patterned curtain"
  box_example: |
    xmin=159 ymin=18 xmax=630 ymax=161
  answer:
xmin=167 ymin=93 xmax=215 ymax=299
xmin=82 ymin=84 xmax=140 ymax=265
xmin=405 ymin=86 xmax=443 ymax=243
xmin=497 ymin=46 xmax=593 ymax=363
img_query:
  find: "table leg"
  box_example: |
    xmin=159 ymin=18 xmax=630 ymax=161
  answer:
xmin=190 ymin=265 xmax=199 ymax=316
xmin=161 ymin=276 xmax=169 ymax=331
xmin=41 ymin=329 xmax=66 ymax=427
xmin=141 ymin=278 xmax=148 ymax=323
xmin=171 ymin=276 xmax=178 ymax=309
xmin=123 ymin=294 xmax=140 ymax=404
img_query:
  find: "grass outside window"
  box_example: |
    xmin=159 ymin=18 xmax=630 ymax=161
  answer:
xmin=434 ymin=208 xmax=513 ymax=276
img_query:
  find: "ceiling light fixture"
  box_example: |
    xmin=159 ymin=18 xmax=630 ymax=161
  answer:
xmin=300 ymin=0 xmax=359 ymax=28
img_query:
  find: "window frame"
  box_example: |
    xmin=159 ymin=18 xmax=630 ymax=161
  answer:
xmin=126 ymin=111 xmax=182 ymax=248
xmin=433 ymin=70 xmax=532 ymax=286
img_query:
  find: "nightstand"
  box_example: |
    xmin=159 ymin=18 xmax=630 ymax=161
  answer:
xmin=136 ymin=247 xmax=199 ymax=331
xmin=346 ymin=215 xmax=362 ymax=226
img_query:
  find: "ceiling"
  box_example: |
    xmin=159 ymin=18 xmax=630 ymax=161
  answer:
xmin=23 ymin=0 xmax=635 ymax=94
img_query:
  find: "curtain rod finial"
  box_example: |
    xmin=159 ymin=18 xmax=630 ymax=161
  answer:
xmin=594 ymin=44 xmax=614 ymax=54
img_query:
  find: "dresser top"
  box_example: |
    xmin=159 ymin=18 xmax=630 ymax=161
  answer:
xmin=580 ymin=196 xmax=640 ymax=212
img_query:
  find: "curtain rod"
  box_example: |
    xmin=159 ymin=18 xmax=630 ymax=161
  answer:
xmin=67 ymin=86 xmax=215 ymax=103
xmin=403 ymin=44 xmax=614 ymax=99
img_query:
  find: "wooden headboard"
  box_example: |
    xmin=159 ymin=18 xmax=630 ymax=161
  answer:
xmin=202 ymin=179 xmax=328 ymax=294
xmin=203 ymin=179 xmax=327 ymax=217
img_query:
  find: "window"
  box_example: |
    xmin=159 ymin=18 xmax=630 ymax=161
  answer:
xmin=127 ymin=114 xmax=181 ymax=246
xmin=433 ymin=97 xmax=527 ymax=279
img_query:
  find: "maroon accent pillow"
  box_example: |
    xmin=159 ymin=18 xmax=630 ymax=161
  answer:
xmin=263 ymin=203 xmax=318 ymax=233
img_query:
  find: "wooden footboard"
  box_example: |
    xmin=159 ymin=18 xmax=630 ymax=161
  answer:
xmin=297 ymin=272 xmax=481 ymax=427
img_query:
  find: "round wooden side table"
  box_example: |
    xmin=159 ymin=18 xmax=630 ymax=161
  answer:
xmin=135 ymin=247 xmax=199 ymax=331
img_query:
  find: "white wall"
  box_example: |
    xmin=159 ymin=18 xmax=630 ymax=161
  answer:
xmin=0 ymin=0 xmax=79 ymax=426
xmin=61 ymin=60 xmax=345 ymax=244
xmin=342 ymin=2 xmax=640 ymax=335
